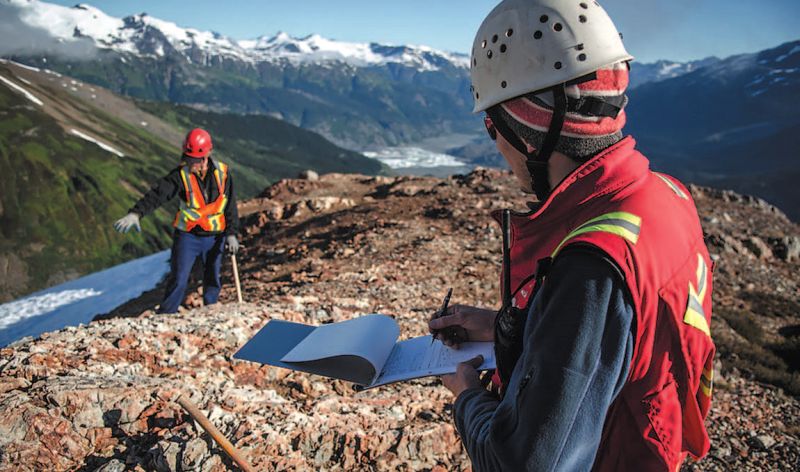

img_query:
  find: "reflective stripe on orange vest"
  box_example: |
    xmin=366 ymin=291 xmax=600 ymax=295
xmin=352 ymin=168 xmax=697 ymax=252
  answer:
xmin=173 ymin=161 xmax=229 ymax=232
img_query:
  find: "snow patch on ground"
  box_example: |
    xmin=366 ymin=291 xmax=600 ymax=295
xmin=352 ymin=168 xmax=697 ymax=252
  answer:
xmin=0 ymin=75 xmax=43 ymax=106
xmin=7 ymin=59 xmax=41 ymax=72
xmin=0 ymin=250 xmax=170 ymax=347
xmin=0 ymin=289 xmax=102 ymax=330
xmin=70 ymin=129 xmax=125 ymax=157
xmin=363 ymin=147 xmax=465 ymax=169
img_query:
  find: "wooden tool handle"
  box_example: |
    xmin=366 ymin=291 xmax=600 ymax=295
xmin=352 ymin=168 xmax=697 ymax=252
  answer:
xmin=231 ymin=254 xmax=243 ymax=303
xmin=176 ymin=395 xmax=254 ymax=472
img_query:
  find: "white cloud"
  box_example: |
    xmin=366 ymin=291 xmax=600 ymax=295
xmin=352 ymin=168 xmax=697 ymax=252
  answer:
xmin=0 ymin=3 xmax=98 ymax=59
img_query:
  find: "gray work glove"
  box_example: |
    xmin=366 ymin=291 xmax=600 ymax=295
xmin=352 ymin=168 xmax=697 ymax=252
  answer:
xmin=226 ymin=235 xmax=239 ymax=255
xmin=114 ymin=212 xmax=141 ymax=233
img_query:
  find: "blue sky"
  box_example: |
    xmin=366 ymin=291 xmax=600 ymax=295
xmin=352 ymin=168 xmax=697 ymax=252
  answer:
xmin=47 ymin=0 xmax=800 ymax=63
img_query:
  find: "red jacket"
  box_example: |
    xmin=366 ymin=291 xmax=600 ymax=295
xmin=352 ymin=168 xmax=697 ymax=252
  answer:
xmin=500 ymin=137 xmax=715 ymax=470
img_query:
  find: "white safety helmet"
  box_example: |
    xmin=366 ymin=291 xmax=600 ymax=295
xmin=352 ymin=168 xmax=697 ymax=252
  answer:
xmin=470 ymin=0 xmax=632 ymax=112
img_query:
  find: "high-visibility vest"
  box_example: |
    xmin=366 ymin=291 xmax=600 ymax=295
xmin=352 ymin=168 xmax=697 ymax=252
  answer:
xmin=496 ymin=137 xmax=715 ymax=470
xmin=173 ymin=161 xmax=229 ymax=233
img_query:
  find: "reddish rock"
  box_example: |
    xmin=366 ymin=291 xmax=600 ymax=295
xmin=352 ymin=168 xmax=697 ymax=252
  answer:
xmin=0 ymin=171 xmax=798 ymax=471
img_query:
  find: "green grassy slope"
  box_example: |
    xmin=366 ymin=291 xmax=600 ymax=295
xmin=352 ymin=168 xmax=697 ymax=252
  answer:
xmin=0 ymin=86 xmax=177 ymax=300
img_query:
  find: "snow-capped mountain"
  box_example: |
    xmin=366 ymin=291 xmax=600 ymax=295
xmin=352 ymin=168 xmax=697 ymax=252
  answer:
xmin=629 ymin=57 xmax=720 ymax=89
xmin=240 ymin=32 xmax=470 ymax=70
xmin=2 ymin=0 xmax=475 ymax=148
xmin=625 ymin=39 xmax=800 ymax=219
xmin=628 ymin=40 xmax=800 ymax=142
xmin=5 ymin=0 xmax=468 ymax=71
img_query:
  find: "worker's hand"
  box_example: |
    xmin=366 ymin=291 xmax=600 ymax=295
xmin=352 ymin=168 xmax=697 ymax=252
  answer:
xmin=429 ymin=304 xmax=496 ymax=348
xmin=226 ymin=235 xmax=239 ymax=255
xmin=442 ymin=355 xmax=484 ymax=398
xmin=113 ymin=213 xmax=140 ymax=233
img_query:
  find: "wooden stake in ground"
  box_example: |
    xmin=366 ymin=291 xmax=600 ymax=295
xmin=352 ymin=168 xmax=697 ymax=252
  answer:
xmin=231 ymin=254 xmax=243 ymax=303
xmin=175 ymin=394 xmax=254 ymax=472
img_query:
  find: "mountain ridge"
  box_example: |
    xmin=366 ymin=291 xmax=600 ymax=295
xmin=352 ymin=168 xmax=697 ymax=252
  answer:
xmin=4 ymin=0 xmax=720 ymax=150
xmin=5 ymin=0 xmax=469 ymax=71
xmin=626 ymin=39 xmax=800 ymax=220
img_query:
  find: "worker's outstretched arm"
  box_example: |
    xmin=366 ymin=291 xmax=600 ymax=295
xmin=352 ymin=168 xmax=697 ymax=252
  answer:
xmin=129 ymin=168 xmax=183 ymax=218
xmin=454 ymin=249 xmax=635 ymax=471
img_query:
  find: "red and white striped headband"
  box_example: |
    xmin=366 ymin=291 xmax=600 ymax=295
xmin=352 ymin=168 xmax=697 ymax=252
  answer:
xmin=500 ymin=61 xmax=629 ymax=139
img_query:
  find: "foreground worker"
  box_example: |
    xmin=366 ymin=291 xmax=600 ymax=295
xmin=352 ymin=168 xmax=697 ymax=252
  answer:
xmin=114 ymin=128 xmax=239 ymax=313
xmin=428 ymin=1 xmax=715 ymax=470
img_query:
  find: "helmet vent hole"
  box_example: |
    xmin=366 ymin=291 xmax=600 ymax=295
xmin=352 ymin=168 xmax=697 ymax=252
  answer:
xmin=501 ymin=81 xmax=507 ymax=88
xmin=554 ymin=61 xmax=562 ymax=69
xmin=500 ymin=44 xmax=507 ymax=53
xmin=575 ymin=44 xmax=584 ymax=51
xmin=481 ymin=40 xmax=487 ymax=48
xmin=578 ymin=53 xmax=587 ymax=61
xmin=580 ymin=2 xmax=588 ymax=9
xmin=487 ymin=50 xmax=493 ymax=59
xmin=473 ymin=58 xmax=477 ymax=66
xmin=492 ymin=34 xmax=499 ymax=43
xmin=506 ymin=28 xmax=514 ymax=37
xmin=476 ymin=92 xmax=480 ymax=99
xmin=534 ymin=30 xmax=543 ymax=39
xmin=540 ymin=15 xmax=549 ymax=23
xmin=554 ymin=23 xmax=563 ymax=32
xmin=579 ymin=15 xmax=587 ymax=23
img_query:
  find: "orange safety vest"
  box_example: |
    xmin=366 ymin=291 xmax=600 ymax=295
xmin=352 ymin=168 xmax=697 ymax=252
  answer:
xmin=497 ymin=137 xmax=715 ymax=471
xmin=173 ymin=161 xmax=229 ymax=233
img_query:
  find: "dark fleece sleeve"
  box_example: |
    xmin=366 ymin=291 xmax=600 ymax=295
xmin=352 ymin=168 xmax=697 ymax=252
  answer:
xmin=224 ymin=170 xmax=239 ymax=236
xmin=453 ymin=248 xmax=635 ymax=472
xmin=129 ymin=168 xmax=182 ymax=217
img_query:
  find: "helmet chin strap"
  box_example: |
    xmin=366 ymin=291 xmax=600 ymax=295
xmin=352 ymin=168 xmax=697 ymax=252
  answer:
xmin=487 ymin=83 xmax=568 ymax=201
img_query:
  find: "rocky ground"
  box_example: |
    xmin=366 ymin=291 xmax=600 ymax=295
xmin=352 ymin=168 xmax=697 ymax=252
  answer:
xmin=1 ymin=169 xmax=798 ymax=471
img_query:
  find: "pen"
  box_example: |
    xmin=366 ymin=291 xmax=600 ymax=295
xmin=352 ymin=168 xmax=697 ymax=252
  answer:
xmin=431 ymin=288 xmax=453 ymax=345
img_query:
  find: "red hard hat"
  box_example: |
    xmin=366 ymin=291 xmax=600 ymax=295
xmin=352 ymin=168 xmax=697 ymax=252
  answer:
xmin=183 ymin=128 xmax=213 ymax=159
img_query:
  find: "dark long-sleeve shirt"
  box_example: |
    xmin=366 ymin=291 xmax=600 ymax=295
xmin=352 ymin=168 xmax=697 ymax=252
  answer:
xmin=454 ymin=248 xmax=635 ymax=471
xmin=129 ymin=158 xmax=239 ymax=236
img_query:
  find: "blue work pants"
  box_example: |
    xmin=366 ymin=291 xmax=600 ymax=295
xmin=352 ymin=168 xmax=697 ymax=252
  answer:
xmin=158 ymin=231 xmax=225 ymax=314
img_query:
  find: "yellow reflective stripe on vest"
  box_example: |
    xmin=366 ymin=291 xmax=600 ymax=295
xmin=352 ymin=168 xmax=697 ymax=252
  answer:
xmin=206 ymin=163 xmax=227 ymax=231
xmin=179 ymin=168 xmax=192 ymax=205
xmin=655 ymin=173 xmax=689 ymax=200
xmin=213 ymin=163 xmax=227 ymax=192
xmin=176 ymin=167 xmax=204 ymax=230
xmin=551 ymin=211 xmax=642 ymax=258
xmin=684 ymin=253 xmax=711 ymax=337
xmin=180 ymin=167 xmax=202 ymax=208
xmin=695 ymin=253 xmax=708 ymax=301
xmin=700 ymin=363 xmax=713 ymax=397
xmin=180 ymin=208 xmax=203 ymax=220
xmin=174 ymin=162 xmax=228 ymax=231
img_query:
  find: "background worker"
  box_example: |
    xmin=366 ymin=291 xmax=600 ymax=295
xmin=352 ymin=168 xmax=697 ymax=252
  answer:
xmin=428 ymin=1 xmax=715 ymax=470
xmin=114 ymin=128 xmax=240 ymax=314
